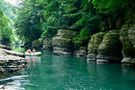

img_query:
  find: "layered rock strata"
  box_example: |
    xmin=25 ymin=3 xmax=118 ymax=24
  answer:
xmin=0 ymin=45 xmax=27 ymax=73
xmin=120 ymin=25 xmax=135 ymax=65
xmin=87 ymin=32 xmax=105 ymax=61
xmin=52 ymin=30 xmax=76 ymax=55
xmin=97 ymin=30 xmax=122 ymax=63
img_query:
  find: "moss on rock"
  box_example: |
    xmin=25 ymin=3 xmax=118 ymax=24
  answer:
xmin=120 ymin=28 xmax=134 ymax=57
xmin=57 ymin=29 xmax=77 ymax=39
xmin=52 ymin=30 xmax=77 ymax=55
xmin=52 ymin=37 xmax=72 ymax=48
xmin=88 ymin=32 xmax=105 ymax=54
xmin=97 ymin=30 xmax=122 ymax=57
xmin=120 ymin=25 xmax=135 ymax=65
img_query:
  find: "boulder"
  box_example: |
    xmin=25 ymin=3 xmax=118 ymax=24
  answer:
xmin=97 ymin=30 xmax=122 ymax=63
xmin=120 ymin=25 xmax=135 ymax=65
xmin=75 ymin=47 xmax=87 ymax=57
xmin=87 ymin=32 xmax=105 ymax=61
xmin=52 ymin=37 xmax=72 ymax=48
xmin=52 ymin=30 xmax=77 ymax=55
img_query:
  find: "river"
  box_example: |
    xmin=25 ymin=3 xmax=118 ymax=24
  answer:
xmin=0 ymin=51 xmax=135 ymax=90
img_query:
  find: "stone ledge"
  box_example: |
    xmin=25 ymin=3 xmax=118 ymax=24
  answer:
xmin=121 ymin=57 xmax=135 ymax=64
xmin=87 ymin=54 xmax=96 ymax=61
xmin=96 ymin=54 xmax=121 ymax=63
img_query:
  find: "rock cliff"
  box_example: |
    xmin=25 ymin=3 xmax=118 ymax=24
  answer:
xmin=120 ymin=25 xmax=135 ymax=65
xmin=97 ymin=30 xmax=122 ymax=63
xmin=87 ymin=32 xmax=105 ymax=61
xmin=52 ymin=30 xmax=76 ymax=55
xmin=50 ymin=25 xmax=135 ymax=65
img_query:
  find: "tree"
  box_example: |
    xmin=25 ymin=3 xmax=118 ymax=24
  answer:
xmin=0 ymin=0 xmax=13 ymax=45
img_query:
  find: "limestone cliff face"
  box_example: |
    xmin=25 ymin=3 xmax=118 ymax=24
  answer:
xmin=97 ymin=30 xmax=122 ymax=63
xmin=43 ymin=37 xmax=52 ymax=50
xmin=120 ymin=25 xmax=135 ymax=65
xmin=87 ymin=32 xmax=105 ymax=61
xmin=52 ymin=30 xmax=76 ymax=55
xmin=51 ymin=26 xmax=135 ymax=65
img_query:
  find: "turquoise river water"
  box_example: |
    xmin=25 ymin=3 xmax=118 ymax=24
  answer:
xmin=0 ymin=51 xmax=135 ymax=90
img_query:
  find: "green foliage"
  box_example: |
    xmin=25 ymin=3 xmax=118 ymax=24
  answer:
xmin=15 ymin=0 xmax=43 ymax=42
xmin=14 ymin=0 xmax=135 ymax=49
xmin=0 ymin=0 xmax=14 ymax=45
xmin=73 ymin=27 xmax=90 ymax=46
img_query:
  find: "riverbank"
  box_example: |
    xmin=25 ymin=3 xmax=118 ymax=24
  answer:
xmin=44 ymin=25 xmax=135 ymax=66
xmin=0 ymin=45 xmax=27 ymax=73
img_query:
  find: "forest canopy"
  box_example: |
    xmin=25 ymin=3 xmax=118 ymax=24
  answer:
xmin=0 ymin=0 xmax=16 ymax=45
xmin=1 ymin=0 xmax=135 ymax=47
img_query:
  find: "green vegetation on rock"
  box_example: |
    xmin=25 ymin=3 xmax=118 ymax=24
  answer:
xmin=88 ymin=32 xmax=105 ymax=54
xmin=13 ymin=0 xmax=135 ymax=50
xmin=97 ymin=30 xmax=122 ymax=57
xmin=120 ymin=26 xmax=135 ymax=57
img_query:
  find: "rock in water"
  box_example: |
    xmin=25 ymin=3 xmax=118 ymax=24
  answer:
xmin=120 ymin=25 xmax=135 ymax=65
xmin=87 ymin=32 xmax=105 ymax=61
xmin=52 ymin=30 xmax=76 ymax=55
xmin=97 ymin=30 xmax=122 ymax=63
xmin=75 ymin=46 xmax=87 ymax=57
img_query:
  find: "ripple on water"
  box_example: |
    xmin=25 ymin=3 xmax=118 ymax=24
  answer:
xmin=0 ymin=75 xmax=29 ymax=90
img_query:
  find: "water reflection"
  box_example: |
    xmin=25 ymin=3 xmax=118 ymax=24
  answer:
xmin=26 ymin=56 xmax=41 ymax=63
xmin=0 ymin=52 xmax=135 ymax=90
xmin=88 ymin=63 xmax=121 ymax=89
xmin=0 ymin=56 xmax=41 ymax=90
xmin=0 ymin=75 xmax=28 ymax=90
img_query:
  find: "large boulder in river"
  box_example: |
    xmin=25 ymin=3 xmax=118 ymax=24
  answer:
xmin=52 ymin=30 xmax=76 ymax=55
xmin=97 ymin=30 xmax=123 ymax=63
xmin=87 ymin=32 xmax=105 ymax=61
xmin=120 ymin=25 xmax=135 ymax=65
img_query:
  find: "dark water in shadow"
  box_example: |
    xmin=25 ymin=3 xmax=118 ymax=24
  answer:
xmin=0 ymin=51 xmax=135 ymax=90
